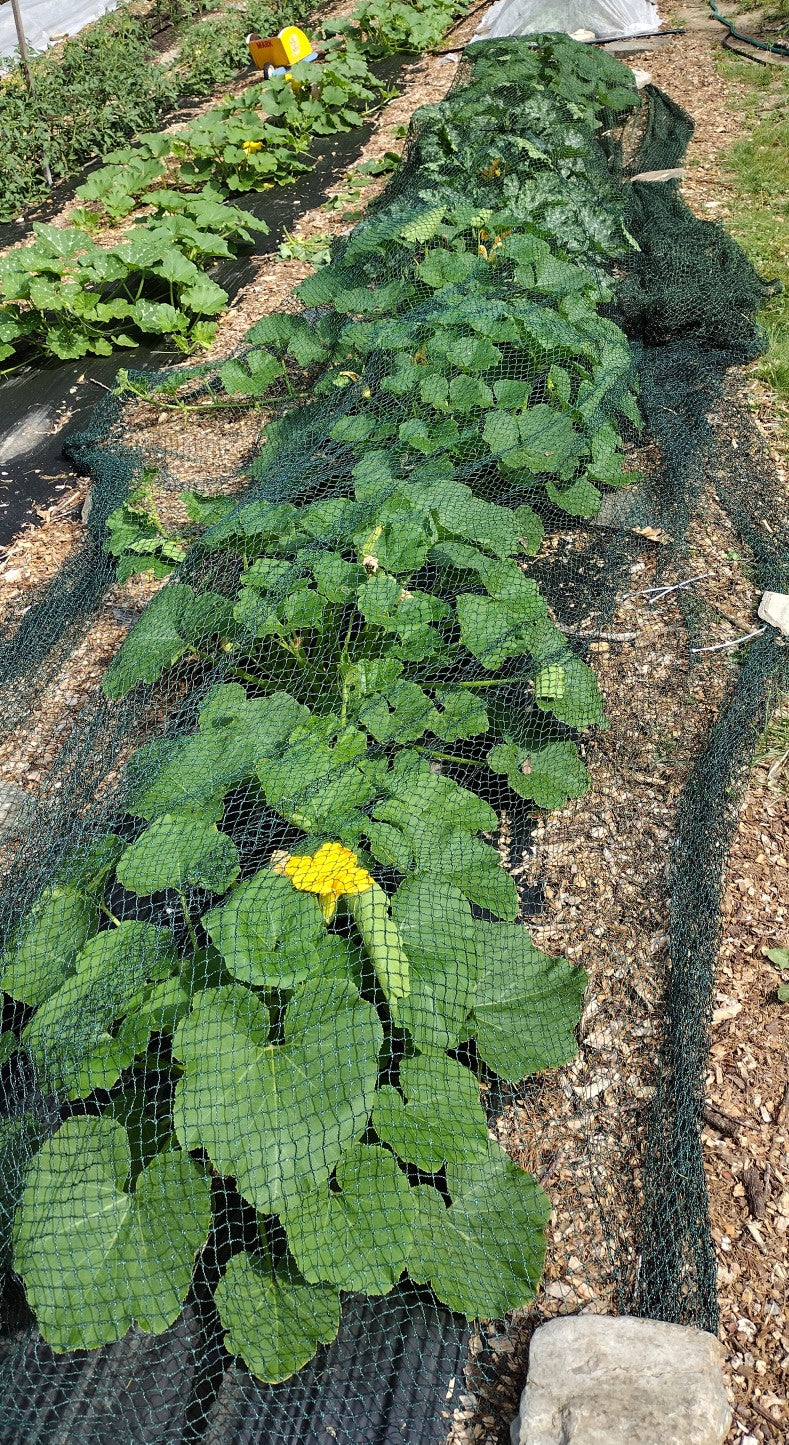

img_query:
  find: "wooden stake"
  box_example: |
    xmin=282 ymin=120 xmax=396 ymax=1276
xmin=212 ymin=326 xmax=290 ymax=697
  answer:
xmin=9 ymin=2 xmax=54 ymax=190
xmin=10 ymin=0 xmax=34 ymax=93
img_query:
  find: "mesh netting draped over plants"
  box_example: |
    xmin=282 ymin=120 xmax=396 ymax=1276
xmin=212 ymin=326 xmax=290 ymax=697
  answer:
xmin=0 ymin=33 xmax=787 ymax=1444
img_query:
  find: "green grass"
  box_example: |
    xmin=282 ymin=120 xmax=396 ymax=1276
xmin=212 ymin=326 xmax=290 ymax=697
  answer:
xmin=727 ymin=0 xmax=789 ymax=20
xmin=754 ymin=692 xmax=789 ymax=793
xmin=718 ymin=57 xmax=789 ymax=399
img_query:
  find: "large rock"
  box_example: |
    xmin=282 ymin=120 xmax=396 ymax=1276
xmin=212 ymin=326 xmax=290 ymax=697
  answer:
xmin=758 ymin=590 xmax=789 ymax=637
xmin=0 ymin=781 xmax=28 ymax=829
xmin=510 ymin=1315 xmax=731 ymax=1445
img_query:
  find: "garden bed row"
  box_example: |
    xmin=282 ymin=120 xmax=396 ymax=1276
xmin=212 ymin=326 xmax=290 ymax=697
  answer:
xmin=0 ymin=0 xmax=468 ymax=368
xmin=0 ymin=0 xmax=312 ymax=223
xmin=0 ymin=35 xmax=648 ymax=1396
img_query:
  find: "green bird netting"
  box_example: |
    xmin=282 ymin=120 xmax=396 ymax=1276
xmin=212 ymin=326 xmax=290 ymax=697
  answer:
xmin=0 ymin=33 xmax=787 ymax=1444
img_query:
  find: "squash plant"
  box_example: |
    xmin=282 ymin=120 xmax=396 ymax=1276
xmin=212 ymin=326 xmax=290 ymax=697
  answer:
xmin=74 ymin=42 xmax=394 ymax=225
xmin=5 ymin=400 xmax=599 ymax=1375
xmin=2 ymin=35 xmax=646 ymax=1386
xmin=5 ymin=668 xmax=589 ymax=1373
xmin=325 ymin=0 xmax=468 ymax=58
xmin=0 ymin=199 xmax=266 ymax=364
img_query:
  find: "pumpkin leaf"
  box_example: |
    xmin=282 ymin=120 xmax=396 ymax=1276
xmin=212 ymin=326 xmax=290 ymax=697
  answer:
xmin=215 ymin=1250 xmax=340 ymax=1384
xmin=372 ymin=1053 xmax=489 ymax=1172
xmin=282 ymin=1143 xmax=416 ymax=1294
xmin=13 ymin=1117 xmax=210 ymax=1351
xmin=487 ymin=740 xmax=589 ymax=810
xmin=22 ymin=922 xmax=179 ymax=1089
xmin=173 ymin=976 xmax=383 ymax=1214
xmin=202 ymin=870 xmax=327 ymax=990
xmin=116 ymin=812 xmax=239 ymax=896
xmin=408 ymin=1142 xmax=550 ymax=1318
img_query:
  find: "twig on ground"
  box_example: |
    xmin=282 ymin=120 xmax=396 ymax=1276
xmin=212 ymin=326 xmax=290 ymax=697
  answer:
xmin=703 ymin=1102 xmax=746 ymax=1138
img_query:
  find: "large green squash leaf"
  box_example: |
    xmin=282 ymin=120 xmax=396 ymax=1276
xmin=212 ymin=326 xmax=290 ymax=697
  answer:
xmin=487 ymin=740 xmax=589 ymax=810
xmin=116 ymin=812 xmax=239 ymax=896
xmin=357 ymin=680 xmax=486 ymax=748
xmin=420 ymin=833 xmax=518 ymax=920
xmin=22 ymin=922 xmax=178 ymax=1089
xmin=424 ymin=481 xmax=542 ymax=560
xmin=173 ymin=977 xmax=383 ymax=1213
xmin=215 ymin=1251 xmax=340 ymax=1384
xmin=0 ymin=888 xmax=98 ymax=1007
xmin=493 ymin=405 xmax=586 ymax=480
xmin=366 ymin=764 xmax=515 ymax=917
xmin=471 ymin=931 xmax=587 ymax=1081
xmin=282 ymin=1144 xmax=416 ymax=1295
xmin=202 ymin=870 xmax=327 ymax=989
xmin=390 ymin=876 xmax=581 ymax=1076
xmin=13 ymin=1117 xmax=211 ymax=1350
xmin=357 ymin=681 xmax=442 ymax=746
xmin=533 ymin=655 xmax=607 ymax=729
xmin=365 ymin=751 xmax=496 ymax=873
xmin=545 ymin=477 xmax=601 ymax=518
xmin=456 ymin=566 xmax=546 ymax=671
xmin=372 ymin=1053 xmax=489 ymax=1173
xmin=62 ymin=975 xmax=193 ymax=1102
xmin=102 ymin=584 xmax=235 ymax=699
xmin=219 ymin=349 xmax=283 ymax=398
xmin=256 ymin=716 xmax=384 ymax=831
xmin=356 ymin=574 xmax=450 ymax=654
xmin=128 ymin=686 xmax=309 ymax=820
xmin=408 ymin=1143 xmax=550 ymax=1318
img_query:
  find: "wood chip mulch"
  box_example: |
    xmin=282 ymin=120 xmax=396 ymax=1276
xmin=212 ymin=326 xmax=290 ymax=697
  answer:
xmin=445 ymin=16 xmax=789 ymax=1445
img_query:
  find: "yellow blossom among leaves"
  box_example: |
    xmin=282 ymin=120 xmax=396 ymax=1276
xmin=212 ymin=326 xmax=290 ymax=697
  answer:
xmin=281 ymin=842 xmax=374 ymax=921
xmin=242 ymin=140 xmax=264 ymax=153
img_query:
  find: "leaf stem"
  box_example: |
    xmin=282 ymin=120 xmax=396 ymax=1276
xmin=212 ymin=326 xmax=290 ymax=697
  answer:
xmin=458 ymin=678 xmax=512 ymax=688
xmin=225 ymin=663 xmax=267 ymax=686
xmin=338 ymin=616 xmax=357 ymax=727
xmin=179 ymin=892 xmax=199 ymax=952
xmin=415 ymin=748 xmax=485 ymax=767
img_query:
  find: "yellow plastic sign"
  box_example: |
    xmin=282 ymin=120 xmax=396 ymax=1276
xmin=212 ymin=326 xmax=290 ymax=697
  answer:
xmin=247 ymin=26 xmax=315 ymax=72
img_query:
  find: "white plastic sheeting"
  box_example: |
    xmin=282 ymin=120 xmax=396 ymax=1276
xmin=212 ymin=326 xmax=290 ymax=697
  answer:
xmin=473 ymin=0 xmax=661 ymax=42
xmin=0 ymin=0 xmax=118 ymax=63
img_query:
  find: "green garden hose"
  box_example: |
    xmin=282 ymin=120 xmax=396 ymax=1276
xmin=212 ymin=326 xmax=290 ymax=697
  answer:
xmin=708 ymin=0 xmax=789 ymax=59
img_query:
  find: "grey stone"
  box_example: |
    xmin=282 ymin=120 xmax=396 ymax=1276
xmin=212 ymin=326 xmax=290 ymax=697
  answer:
xmin=510 ymin=1315 xmax=732 ymax=1445
xmin=0 ymin=781 xmax=28 ymax=829
xmin=758 ymin=590 xmax=789 ymax=638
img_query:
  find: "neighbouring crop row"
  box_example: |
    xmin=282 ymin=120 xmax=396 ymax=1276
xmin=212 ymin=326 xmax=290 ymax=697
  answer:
xmin=0 ymin=2 xmax=290 ymax=223
xmin=2 ymin=37 xmax=642 ymax=1385
xmin=74 ymin=42 xmax=393 ymax=222
xmin=0 ymin=0 xmax=468 ymax=366
xmin=0 ymin=192 xmax=266 ymax=360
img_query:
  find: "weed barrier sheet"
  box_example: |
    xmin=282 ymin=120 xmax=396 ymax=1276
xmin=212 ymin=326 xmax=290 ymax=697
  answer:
xmin=0 ymin=0 xmax=118 ymax=65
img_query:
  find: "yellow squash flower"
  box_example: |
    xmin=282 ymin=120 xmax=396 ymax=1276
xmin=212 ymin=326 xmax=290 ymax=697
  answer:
xmin=282 ymin=841 xmax=374 ymax=921
xmin=242 ymin=140 xmax=264 ymax=153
